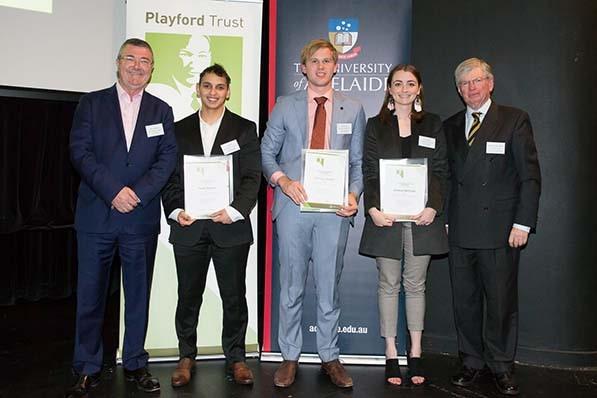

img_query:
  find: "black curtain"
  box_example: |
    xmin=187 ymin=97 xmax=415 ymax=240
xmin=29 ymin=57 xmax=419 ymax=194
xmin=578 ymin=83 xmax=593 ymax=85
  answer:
xmin=0 ymin=91 xmax=81 ymax=305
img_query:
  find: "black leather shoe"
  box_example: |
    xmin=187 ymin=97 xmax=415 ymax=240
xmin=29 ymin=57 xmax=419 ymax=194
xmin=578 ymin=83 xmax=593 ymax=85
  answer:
xmin=451 ymin=366 xmax=483 ymax=387
xmin=124 ymin=367 xmax=161 ymax=393
xmin=65 ymin=372 xmax=101 ymax=397
xmin=495 ymin=372 xmax=520 ymax=396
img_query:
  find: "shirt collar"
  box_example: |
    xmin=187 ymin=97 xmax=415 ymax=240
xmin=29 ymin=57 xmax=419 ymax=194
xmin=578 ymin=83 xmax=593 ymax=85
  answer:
xmin=467 ymin=98 xmax=492 ymax=118
xmin=199 ymin=107 xmax=226 ymax=126
xmin=116 ymin=81 xmax=144 ymax=102
xmin=307 ymin=87 xmax=334 ymax=103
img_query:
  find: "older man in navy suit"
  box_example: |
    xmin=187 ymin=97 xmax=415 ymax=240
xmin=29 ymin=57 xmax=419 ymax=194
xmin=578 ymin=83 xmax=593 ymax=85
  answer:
xmin=261 ymin=39 xmax=365 ymax=389
xmin=66 ymin=38 xmax=177 ymax=397
xmin=444 ymin=58 xmax=541 ymax=396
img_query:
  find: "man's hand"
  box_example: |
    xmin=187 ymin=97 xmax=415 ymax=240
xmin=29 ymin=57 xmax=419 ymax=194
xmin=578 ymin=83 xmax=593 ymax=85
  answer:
xmin=412 ymin=207 xmax=437 ymax=226
xmin=278 ymin=176 xmax=307 ymax=205
xmin=337 ymin=192 xmax=358 ymax=217
xmin=111 ymin=187 xmax=140 ymax=213
xmin=177 ymin=211 xmax=196 ymax=226
xmin=508 ymin=227 xmax=529 ymax=248
xmin=210 ymin=209 xmax=233 ymax=224
xmin=369 ymin=207 xmax=393 ymax=227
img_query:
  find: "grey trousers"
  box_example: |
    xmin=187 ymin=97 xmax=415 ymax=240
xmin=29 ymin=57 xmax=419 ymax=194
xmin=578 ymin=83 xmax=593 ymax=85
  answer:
xmin=377 ymin=223 xmax=431 ymax=337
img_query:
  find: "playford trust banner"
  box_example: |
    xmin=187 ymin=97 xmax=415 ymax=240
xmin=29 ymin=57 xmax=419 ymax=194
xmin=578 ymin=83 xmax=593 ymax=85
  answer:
xmin=123 ymin=0 xmax=262 ymax=360
xmin=263 ymin=0 xmax=412 ymax=364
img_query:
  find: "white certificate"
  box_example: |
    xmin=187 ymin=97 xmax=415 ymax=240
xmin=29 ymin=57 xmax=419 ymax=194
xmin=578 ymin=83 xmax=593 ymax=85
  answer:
xmin=300 ymin=149 xmax=348 ymax=212
xmin=183 ymin=155 xmax=233 ymax=219
xmin=379 ymin=158 xmax=428 ymax=222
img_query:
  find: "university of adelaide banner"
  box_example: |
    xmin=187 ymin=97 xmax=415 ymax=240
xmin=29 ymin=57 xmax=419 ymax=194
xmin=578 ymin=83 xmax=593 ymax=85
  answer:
xmin=124 ymin=0 xmax=262 ymax=360
xmin=263 ymin=0 xmax=412 ymax=364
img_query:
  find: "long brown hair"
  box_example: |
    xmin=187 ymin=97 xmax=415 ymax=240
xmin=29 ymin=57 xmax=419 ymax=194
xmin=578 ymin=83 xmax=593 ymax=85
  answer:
xmin=379 ymin=64 xmax=425 ymax=125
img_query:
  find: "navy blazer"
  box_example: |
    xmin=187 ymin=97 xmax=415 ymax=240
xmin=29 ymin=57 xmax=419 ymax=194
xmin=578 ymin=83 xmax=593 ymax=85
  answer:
xmin=70 ymin=85 xmax=177 ymax=234
xmin=444 ymin=102 xmax=541 ymax=249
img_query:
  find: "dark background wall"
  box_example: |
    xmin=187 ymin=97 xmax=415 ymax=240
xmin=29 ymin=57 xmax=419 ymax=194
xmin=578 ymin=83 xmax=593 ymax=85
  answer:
xmin=412 ymin=0 xmax=597 ymax=367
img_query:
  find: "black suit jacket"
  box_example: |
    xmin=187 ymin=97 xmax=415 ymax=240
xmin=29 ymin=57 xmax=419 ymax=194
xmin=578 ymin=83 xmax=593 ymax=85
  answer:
xmin=359 ymin=112 xmax=449 ymax=259
xmin=444 ymin=102 xmax=541 ymax=249
xmin=162 ymin=109 xmax=261 ymax=248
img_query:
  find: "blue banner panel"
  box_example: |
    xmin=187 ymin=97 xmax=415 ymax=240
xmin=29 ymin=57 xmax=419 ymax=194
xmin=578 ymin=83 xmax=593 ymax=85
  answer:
xmin=266 ymin=0 xmax=412 ymax=361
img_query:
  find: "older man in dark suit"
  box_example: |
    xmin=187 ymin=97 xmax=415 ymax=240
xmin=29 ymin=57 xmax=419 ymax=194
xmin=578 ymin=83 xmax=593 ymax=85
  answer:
xmin=161 ymin=64 xmax=261 ymax=387
xmin=67 ymin=38 xmax=177 ymax=397
xmin=444 ymin=57 xmax=541 ymax=396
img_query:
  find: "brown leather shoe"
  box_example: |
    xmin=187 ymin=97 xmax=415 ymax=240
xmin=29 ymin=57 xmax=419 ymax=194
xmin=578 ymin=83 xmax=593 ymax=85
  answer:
xmin=321 ymin=359 xmax=353 ymax=388
xmin=274 ymin=360 xmax=298 ymax=387
xmin=231 ymin=361 xmax=254 ymax=385
xmin=171 ymin=357 xmax=195 ymax=388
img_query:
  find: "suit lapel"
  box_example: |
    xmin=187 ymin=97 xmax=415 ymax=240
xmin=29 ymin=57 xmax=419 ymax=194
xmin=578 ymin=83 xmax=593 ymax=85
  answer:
xmin=464 ymin=103 xmax=499 ymax=174
xmin=108 ymin=85 xmax=128 ymax=152
xmin=129 ymin=91 xmax=149 ymax=152
xmin=292 ymin=91 xmax=308 ymax=148
xmin=188 ymin=113 xmax=205 ymax=155
xmin=211 ymin=109 xmax=234 ymax=156
xmin=384 ymin=117 xmax=402 ymax=158
xmin=451 ymin=111 xmax=468 ymax=164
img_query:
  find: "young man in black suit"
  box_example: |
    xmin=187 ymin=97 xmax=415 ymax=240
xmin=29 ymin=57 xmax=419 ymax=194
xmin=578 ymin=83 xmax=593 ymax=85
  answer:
xmin=161 ymin=64 xmax=261 ymax=387
xmin=444 ymin=58 xmax=541 ymax=396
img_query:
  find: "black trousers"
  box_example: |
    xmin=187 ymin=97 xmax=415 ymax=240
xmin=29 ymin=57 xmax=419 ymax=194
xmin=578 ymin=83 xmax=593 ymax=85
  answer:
xmin=449 ymin=245 xmax=520 ymax=374
xmin=173 ymin=227 xmax=250 ymax=363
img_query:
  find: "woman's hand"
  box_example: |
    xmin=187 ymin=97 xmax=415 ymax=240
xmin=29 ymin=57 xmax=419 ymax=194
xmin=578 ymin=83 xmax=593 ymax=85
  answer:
xmin=369 ymin=207 xmax=394 ymax=227
xmin=412 ymin=207 xmax=437 ymax=226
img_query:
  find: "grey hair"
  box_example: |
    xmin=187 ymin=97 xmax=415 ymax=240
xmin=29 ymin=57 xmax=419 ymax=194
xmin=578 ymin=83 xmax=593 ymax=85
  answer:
xmin=454 ymin=57 xmax=493 ymax=85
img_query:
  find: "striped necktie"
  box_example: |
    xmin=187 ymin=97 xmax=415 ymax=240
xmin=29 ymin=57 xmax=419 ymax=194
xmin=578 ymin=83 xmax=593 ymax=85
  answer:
xmin=467 ymin=112 xmax=482 ymax=146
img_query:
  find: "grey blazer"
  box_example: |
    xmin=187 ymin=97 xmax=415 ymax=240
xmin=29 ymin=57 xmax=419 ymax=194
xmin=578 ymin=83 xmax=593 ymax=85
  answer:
xmin=359 ymin=112 xmax=449 ymax=259
xmin=261 ymin=90 xmax=366 ymax=220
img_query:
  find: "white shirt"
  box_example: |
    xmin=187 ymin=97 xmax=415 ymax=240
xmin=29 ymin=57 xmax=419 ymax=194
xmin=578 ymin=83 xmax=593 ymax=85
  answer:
xmin=168 ymin=109 xmax=244 ymax=223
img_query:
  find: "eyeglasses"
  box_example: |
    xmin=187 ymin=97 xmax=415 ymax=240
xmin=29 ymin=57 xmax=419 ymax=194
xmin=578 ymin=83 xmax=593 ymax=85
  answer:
xmin=458 ymin=76 xmax=489 ymax=88
xmin=120 ymin=55 xmax=153 ymax=67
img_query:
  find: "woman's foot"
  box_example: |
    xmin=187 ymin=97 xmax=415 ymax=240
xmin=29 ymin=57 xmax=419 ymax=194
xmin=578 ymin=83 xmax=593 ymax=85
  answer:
xmin=385 ymin=358 xmax=402 ymax=385
xmin=407 ymin=356 xmax=426 ymax=386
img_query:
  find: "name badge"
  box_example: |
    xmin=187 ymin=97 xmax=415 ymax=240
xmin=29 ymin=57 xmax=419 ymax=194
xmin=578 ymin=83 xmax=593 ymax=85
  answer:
xmin=145 ymin=123 xmax=164 ymax=137
xmin=336 ymin=123 xmax=352 ymax=135
xmin=221 ymin=139 xmax=240 ymax=155
xmin=486 ymin=141 xmax=506 ymax=155
xmin=418 ymin=135 xmax=436 ymax=149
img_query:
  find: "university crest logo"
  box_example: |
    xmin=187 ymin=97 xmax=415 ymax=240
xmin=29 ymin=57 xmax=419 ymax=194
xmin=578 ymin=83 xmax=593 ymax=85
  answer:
xmin=328 ymin=18 xmax=361 ymax=60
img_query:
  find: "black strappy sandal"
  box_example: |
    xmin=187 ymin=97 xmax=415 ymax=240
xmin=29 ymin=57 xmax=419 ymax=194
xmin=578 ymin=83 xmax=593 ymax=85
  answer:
xmin=407 ymin=356 xmax=426 ymax=386
xmin=385 ymin=358 xmax=402 ymax=385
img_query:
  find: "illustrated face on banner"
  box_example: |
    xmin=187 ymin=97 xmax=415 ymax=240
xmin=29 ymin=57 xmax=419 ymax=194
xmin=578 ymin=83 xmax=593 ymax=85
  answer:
xmin=301 ymin=47 xmax=338 ymax=91
xmin=178 ymin=35 xmax=212 ymax=87
xmin=389 ymin=70 xmax=420 ymax=107
xmin=197 ymin=72 xmax=230 ymax=112
xmin=116 ymin=44 xmax=153 ymax=95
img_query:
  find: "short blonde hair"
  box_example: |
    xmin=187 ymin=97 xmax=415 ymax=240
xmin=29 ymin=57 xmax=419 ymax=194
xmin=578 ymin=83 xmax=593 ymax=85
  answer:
xmin=300 ymin=39 xmax=338 ymax=65
xmin=454 ymin=57 xmax=493 ymax=85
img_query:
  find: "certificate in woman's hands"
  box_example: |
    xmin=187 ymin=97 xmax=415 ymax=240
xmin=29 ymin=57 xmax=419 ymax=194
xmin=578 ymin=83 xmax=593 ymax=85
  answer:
xmin=183 ymin=155 xmax=234 ymax=219
xmin=300 ymin=149 xmax=348 ymax=212
xmin=379 ymin=158 xmax=427 ymax=222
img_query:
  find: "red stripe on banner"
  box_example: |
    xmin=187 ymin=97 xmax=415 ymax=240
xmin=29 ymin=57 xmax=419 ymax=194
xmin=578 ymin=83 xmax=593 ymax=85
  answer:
xmin=262 ymin=0 xmax=278 ymax=353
